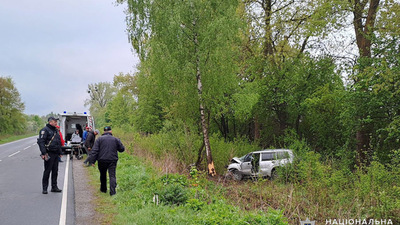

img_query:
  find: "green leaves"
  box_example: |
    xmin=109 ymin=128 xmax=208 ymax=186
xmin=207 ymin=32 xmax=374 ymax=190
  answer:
xmin=0 ymin=76 xmax=26 ymax=134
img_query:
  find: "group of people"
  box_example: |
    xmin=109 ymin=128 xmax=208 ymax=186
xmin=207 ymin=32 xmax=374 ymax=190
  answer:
xmin=37 ymin=117 xmax=125 ymax=196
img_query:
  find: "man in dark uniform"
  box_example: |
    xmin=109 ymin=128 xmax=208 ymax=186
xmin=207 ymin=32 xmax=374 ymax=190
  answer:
xmin=37 ymin=116 xmax=63 ymax=194
xmin=83 ymin=129 xmax=99 ymax=166
xmin=89 ymin=126 xmax=125 ymax=196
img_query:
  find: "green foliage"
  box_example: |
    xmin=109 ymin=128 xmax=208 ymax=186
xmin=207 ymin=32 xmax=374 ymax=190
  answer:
xmin=186 ymin=198 xmax=205 ymax=211
xmin=84 ymin=82 xmax=116 ymax=128
xmin=158 ymin=184 xmax=188 ymax=206
xmin=0 ymin=76 xmax=27 ymax=135
xmin=275 ymin=135 xmax=400 ymax=221
xmin=160 ymin=173 xmax=188 ymax=187
xmin=112 ymin=0 xmax=400 ymax=170
xmin=210 ymin=135 xmax=259 ymax=174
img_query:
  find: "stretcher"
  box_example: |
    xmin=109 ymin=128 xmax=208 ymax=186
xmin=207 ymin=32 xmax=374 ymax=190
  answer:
xmin=61 ymin=141 xmax=85 ymax=160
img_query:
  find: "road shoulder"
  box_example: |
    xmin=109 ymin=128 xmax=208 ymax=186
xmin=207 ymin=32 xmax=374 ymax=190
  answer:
xmin=73 ymin=158 xmax=100 ymax=225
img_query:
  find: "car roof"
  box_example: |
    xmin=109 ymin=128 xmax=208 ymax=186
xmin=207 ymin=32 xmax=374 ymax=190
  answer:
xmin=252 ymin=149 xmax=292 ymax=154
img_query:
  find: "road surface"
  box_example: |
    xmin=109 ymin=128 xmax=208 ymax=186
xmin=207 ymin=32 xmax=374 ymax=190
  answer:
xmin=0 ymin=136 xmax=75 ymax=225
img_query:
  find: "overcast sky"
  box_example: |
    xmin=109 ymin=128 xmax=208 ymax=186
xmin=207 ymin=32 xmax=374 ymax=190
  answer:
xmin=0 ymin=0 xmax=138 ymax=116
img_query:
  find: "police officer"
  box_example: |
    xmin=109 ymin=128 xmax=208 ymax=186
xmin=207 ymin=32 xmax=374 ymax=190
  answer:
xmin=37 ymin=116 xmax=63 ymax=194
xmin=89 ymin=126 xmax=125 ymax=196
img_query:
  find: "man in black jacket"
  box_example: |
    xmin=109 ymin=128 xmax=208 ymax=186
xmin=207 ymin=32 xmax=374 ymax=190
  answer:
xmin=83 ymin=129 xmax=99 ymax=166
xmin=37 ymin=117 xmax=63 ymax=194
xmin=89 ymin=126 xmax=125 ymax=196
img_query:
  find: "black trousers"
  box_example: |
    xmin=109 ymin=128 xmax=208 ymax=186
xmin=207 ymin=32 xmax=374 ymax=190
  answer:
xmin=42 ymin=152 xmax=59 ymax=190
xmin=98 ymin=161 xmax=117 ymax=195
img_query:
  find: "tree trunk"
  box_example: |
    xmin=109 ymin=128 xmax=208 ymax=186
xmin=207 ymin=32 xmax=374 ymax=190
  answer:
xmin=262 ymin=0 xmax=274 ymax=57
xmin=350 ymin=0 xmax=380 ymax=166
xmin=351 ymin=0 xmax=380 ymax=57
xmin=254 ymin=115 xmax=261 ymax=141
xmin=195 ymin=141 xmax=205 ymax=169
xmin=194 ymin=25 xmax=217 ymax=176
xmin=356 ymin=129 xmax=371 ymax=167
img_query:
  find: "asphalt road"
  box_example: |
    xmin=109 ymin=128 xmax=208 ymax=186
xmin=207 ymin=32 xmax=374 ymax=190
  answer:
xmin=0 ymin=136 xmax=75 ymax=225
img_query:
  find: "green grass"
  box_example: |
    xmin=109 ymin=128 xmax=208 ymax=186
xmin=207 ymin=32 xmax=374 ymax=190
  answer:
xmin=85 ymin=130 xmax=400 ymax=224
xmin=0 ymin=133 xmax=36 ymax=144
xmin=86 ymin=151 xmax=289 ymax=225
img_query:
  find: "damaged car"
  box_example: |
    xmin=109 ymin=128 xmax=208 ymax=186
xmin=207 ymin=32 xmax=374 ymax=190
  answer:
xmin=227 ymin=149 xmax=294 ymax=181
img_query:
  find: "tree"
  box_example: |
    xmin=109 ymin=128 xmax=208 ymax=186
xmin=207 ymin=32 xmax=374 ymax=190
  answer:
xmin=0 ymin=76 xmax=26 ymax=134
xmin=344 ymin=0 xmax=400 ymax=166
xmin=239 ymin=0 xmax=347 ymax=141
xmin=84 ymin=82 xmax=116 ymax=128
xmin=120 ymin=0 xmax=242 ymax=176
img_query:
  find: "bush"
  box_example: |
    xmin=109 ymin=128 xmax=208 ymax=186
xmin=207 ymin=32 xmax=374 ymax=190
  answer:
xmin=158 ymin=184 xmax=188 ymax=206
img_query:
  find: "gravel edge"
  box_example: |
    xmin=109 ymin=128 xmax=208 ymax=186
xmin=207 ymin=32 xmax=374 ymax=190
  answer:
xmin=73 ymin=159 xmax=100 ymax=225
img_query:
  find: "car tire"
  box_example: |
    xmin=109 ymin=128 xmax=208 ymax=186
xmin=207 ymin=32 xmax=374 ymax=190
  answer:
xmin=231 ymin=170 xmax=243 ymax=181
xmin=270 ymin=168 xmax=278 ymax=180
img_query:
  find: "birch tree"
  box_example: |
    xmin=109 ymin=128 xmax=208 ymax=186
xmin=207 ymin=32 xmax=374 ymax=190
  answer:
xmin=119 ymin=0 xmax=241 ymax=175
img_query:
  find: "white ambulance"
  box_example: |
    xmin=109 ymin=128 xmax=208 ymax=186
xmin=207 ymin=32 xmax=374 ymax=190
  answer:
xmin=58 ymin=111 xmax=95 ymax=157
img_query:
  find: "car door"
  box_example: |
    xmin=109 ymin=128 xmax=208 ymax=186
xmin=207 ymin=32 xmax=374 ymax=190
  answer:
xmin=260 ymin=152 xmax=275 ymax=176
xmin=240 ymin=153 xmax=253 ymax=175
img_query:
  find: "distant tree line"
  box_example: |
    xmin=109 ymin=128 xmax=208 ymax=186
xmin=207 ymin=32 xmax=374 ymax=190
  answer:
xmin=85 ymin=0 xmax=400 ymax=174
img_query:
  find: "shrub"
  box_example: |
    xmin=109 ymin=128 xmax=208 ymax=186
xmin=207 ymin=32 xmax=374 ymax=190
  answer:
xmin=158 ymin=183 xmax=188 ymax=206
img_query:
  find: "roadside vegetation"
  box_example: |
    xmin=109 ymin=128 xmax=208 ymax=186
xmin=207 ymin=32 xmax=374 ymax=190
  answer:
xmin=0 ymin=76 xmax=48 ymax=142
xmin=87 ymin=129 xmax=400 ymax=224
xmin=76 ymin=0 xmax=400 ymax=224
xmin=0 ymin=133 xmax=36 ymax=145
xmin=87 ymin=130 xmax=288 ymax=225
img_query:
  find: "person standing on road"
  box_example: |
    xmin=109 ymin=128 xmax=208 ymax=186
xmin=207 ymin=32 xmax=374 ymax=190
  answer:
xmin=37 ymin=117 xmax=63 ymax=194
xmin=83 ymin=129 xmax=99 ymax=166
xmin=89 ymin=126 xmax=125 ymax=196
xmin=56 ymin=125 xmax=65 ymax=162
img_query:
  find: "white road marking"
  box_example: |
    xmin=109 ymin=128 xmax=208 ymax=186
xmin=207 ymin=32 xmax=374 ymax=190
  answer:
xmin=23 ymin=146 xmax=31 ymax=150
xmin=59 ymin=155 xmax=70 ymax=225
xmin=8 ymin=151 xmax=20 ymax=157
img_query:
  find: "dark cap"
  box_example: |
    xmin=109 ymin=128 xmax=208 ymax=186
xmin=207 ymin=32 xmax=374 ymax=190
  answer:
xmin=48 ymin=116 xmax=59 ymax=122
xmin=104 ymin=126 xmax=112 ymax=131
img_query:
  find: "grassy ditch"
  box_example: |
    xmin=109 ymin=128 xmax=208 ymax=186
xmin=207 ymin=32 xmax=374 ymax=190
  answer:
xmin=103 ymin=129 xmax=400 ymax=225
xmin=86 ymin=149 xmax=288 ymax=224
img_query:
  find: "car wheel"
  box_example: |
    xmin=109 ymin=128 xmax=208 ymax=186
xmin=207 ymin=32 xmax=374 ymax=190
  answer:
xmin=231 ymin=170 xmax=243 ymax=181
xmin=270 ymin=169 xmax=278 ymax=180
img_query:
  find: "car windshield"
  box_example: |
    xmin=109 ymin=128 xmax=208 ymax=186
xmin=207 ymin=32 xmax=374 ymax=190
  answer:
xmin=240 ymin=153 xmax=253 ymax=162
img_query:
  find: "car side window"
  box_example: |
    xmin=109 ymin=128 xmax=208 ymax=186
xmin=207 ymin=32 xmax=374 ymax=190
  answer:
xmin=277 ymin=151 xmax=290 ymax=159
xmin=262 ymin=153 xmax=274 ymax=161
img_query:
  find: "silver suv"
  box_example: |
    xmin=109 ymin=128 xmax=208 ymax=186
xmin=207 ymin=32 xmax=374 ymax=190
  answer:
xmin=227 ymin=149 xmax=294 ymax=180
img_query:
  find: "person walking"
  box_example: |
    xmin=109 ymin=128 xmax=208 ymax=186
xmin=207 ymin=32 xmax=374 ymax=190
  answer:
xmin=83 ymin=129 xmax=99 ymax=166
xmin=37 ymin=117 xmax=63 ymax=194
xmin=89 ymin=126 xmax=125 ymax=196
